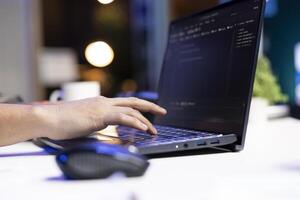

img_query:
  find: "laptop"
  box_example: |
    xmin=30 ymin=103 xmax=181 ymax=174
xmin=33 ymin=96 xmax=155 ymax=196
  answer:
xmin=35 ymin=0 xmax=265 ymax=155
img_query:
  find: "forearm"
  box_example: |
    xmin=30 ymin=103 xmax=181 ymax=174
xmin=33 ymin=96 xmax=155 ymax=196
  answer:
xmin=0 ymin=104 xmax=50 ymax=146
xmin=0 ymin=97 xmax=166 ymax=147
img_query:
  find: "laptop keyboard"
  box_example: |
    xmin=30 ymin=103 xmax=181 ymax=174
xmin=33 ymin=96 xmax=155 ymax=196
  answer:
xmin=117 ymin=125 xmax=222 ymax=147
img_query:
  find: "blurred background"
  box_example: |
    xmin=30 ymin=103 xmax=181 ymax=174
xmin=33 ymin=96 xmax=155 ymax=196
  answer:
xmin=0 ymin=0 xmax=299 ymax=119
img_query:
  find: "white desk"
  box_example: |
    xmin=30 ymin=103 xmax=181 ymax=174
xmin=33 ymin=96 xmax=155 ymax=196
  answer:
xmin=1 ymin=118 xmax=300 ymax=200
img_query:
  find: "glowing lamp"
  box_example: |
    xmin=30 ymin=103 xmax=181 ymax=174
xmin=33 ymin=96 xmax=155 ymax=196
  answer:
xmin=97 ymin=0 xmax=114 ymax=5
xmin=85 ymin=41 xmax=114 ymax=68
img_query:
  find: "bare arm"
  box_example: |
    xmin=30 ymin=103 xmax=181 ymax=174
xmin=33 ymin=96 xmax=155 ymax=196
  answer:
xmin=0 ymin=104 xmax=44 ymax=146
xmin=0 ymin=96 xmax=167 ymax=147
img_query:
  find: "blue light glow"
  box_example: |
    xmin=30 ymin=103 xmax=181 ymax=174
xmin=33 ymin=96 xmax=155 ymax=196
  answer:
xmin=295 ymin=43 xmax=300 ymax=72
xmin=295 ymin=43 xmax=300 ymax=105
xmin=58 ymin=154 xmax=68 ymax=163
xmin=265 ymin=0 xmax=278 ymax=18
xmin=218 ymin=0 xmax=232 ymax=4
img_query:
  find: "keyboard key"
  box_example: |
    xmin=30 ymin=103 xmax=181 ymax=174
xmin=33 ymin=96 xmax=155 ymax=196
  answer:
xmin=117 ymin=125 xmax=222 ymax=147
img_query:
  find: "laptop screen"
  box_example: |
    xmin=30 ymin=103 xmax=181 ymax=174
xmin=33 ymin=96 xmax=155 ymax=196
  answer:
xmin=155 ymin=0 xmax=264 ymax=135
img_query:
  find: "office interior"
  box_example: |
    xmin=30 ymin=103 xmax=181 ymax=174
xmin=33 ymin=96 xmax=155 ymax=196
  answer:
xmin=0 ymin=0 xmax=299 ymax=114
xmin=0 ymin=0 xmax=300 ymax=199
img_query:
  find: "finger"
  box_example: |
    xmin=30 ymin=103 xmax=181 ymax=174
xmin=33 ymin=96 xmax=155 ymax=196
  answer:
xmin=104 ymin=112 xmax=149 ymax=132
xmin=110 ymin=97 xmax=167 ymax=115
xmin=115 ymin=107 xmax=157 ymax=135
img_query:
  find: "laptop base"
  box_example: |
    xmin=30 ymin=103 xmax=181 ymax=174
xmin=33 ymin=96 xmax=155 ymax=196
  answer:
xmin=34 ymin=132 xmax=237 ymax=156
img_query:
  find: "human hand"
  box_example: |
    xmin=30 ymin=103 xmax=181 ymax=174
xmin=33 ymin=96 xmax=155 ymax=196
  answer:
xmin=36 ymin=96 xmax=166 ymax=140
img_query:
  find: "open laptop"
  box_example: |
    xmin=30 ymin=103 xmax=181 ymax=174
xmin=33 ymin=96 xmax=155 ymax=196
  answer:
xmin=35 ymin=0 xmax=265 ymax=155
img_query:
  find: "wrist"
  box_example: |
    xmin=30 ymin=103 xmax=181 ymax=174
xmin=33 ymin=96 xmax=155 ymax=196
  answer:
xmin=31 ymin=104 xmax=58 ymax=139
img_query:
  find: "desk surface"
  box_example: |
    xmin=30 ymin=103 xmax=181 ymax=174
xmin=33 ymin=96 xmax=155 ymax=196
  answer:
xmin=0 ymin=118 xmax=300 ymax=200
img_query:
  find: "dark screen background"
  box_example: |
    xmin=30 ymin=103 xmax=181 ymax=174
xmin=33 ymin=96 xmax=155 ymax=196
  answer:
xmin=155 ymin=0 xmax=263 ymax=135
